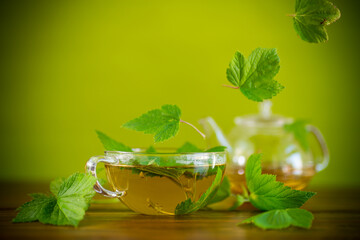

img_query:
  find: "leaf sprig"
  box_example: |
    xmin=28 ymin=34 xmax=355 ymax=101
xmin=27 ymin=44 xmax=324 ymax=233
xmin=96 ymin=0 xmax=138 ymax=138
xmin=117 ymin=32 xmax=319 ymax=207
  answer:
xmin=245 ymin=154 xmax=316 ymax=211
xmin=208 ymin=153 xmax=316 ymax=230
xmin=13 ymin=173 xmax=96 ymax=227
xmin=122 ymin=104 xmax=205 ymax=143
xmin=241 ymin=154 xmax=315 ymax=229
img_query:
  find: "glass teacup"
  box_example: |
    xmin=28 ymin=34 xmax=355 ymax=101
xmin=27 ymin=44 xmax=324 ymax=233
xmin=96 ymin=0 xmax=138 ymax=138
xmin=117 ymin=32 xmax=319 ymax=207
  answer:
xmin=86 ymin=149 xmax=226 ymax=215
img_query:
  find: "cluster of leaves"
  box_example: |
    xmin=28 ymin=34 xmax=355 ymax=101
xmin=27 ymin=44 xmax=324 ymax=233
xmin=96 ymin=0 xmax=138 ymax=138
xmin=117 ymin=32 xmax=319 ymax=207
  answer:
xmin=97 ymin=131 xmax=316 ymax=229
xmin=226 ymin=48 xmax=284 ymax=102
xmin=12 ymin=152 xmax=316 ymax=229
xmin=13 ymin=0 xmax=339 ymax=228
xmin=292 ymin=0 xmax=341 ymax=43
xmin=97 ymin=130 xmax=225 ymax=159
xmin=13 ymin=132 xmax=316 ymax=229
xmin=224 ymin=1 xmax=341 ymax=101
xmin=244 ymin=154 xmax=315 ymax=211
xmin=208 ymin=153 xmax=315 ymax=230
xmin=13 ymin=173 xmax=97 ymax=227
xmin=97 ymin=131 xmax=225 ymax=185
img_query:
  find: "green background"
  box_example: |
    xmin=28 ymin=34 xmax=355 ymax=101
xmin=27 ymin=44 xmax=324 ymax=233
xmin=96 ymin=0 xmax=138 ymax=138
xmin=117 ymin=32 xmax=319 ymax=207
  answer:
xmin=1 ymin=0 xmax=359 ymax=187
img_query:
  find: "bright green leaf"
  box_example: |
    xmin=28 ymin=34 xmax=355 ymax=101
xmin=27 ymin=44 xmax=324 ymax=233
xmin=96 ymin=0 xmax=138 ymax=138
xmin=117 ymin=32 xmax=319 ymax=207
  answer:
xmin=246 ymin=48 xmax=280 ymax=84
xmin=145 ymin=146 xmax=157 ymax=153
xmin=207 ymin=176 xmax=231 ymax=205
xmin=206 ymin=146 xmax=227 ymax=152
xmin=123 ymin=105 xmax=205 ymax=142
xmin=175 ymin=167 xmax=223 ymax=215
xmin=244 ymin=153 xmax=262 ymax=185
xmin=245 ymin=154 xmax=316 ymax=210
xmin=96 ymin=130 xmax=133 ymax=152
xmin=122 ymin=105 xmax=181 ymax=143
xmin=226 ymin=51 xmax=248 ymax=87
xmin=226 ymin=48 xmax=284 ymax=102
xmin=229 ymin=195 xmax=245 ymax=211
xmin=241 ymin=208 xmax=314 ymax=229
xmin=176 ymin=142 xmax=202 ymax=153
xmin=56 ymin=172 xmax=97 ymax=204
xmin=13 ymin=194 xmax=56 ymax=223
xmin=292 ymin=0 xmax=341 ymax=43
xmin=176 ymin=143 xmax=226 ymax=153
xmin=241 ymin=78 xmax=284 ymax=102
xmin=13 ymin=173 xmax=97 ymax=227
xmin=50 ymin=177 xmax=65 ymax=196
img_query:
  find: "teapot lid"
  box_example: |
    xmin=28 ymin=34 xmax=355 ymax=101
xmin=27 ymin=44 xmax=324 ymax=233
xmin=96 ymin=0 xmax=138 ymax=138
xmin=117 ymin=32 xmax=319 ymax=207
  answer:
xmin=234 ymin=101 xmax=292 ymax=127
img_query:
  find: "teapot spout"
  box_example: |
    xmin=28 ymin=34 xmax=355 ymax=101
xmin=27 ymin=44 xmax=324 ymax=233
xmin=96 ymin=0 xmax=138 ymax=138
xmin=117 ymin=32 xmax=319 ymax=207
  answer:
xmin=198 ymin=117 xmax=232 ymax=153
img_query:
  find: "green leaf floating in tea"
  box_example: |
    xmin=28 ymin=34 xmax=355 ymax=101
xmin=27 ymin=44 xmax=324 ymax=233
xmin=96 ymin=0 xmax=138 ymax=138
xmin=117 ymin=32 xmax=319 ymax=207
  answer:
xmin=175 ymin=167 xmax=223 ymax=215
xmin=205 ymin=175 xmax=245 ymax=209
xmin=225 ymin=48 xmax=284 ymax=102
xmin=241 ymin=208 xmax=314 ymax=229
xmin=13 ymin=173 xmax=96 ymax=227
xmin=139 ymin=165 xmax=186 ymax=181
xmin=245 ymin=154 xmax=316 ymax=211
xmin=207 ymin=176 xmax=231 ymax=205
xmin=291 ymin=0 xmax=341 ymax=43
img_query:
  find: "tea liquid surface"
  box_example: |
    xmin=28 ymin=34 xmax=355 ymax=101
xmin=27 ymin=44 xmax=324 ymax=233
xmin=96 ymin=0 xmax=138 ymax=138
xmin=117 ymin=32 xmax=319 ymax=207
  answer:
xmin=105 ymin=164 xmax=225 ymax=215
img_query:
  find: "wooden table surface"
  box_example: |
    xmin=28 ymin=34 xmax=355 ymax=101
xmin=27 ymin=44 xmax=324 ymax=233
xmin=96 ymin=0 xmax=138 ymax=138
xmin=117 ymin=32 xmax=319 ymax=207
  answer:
xmin=0 ymin=182 xmax=359 ymax=240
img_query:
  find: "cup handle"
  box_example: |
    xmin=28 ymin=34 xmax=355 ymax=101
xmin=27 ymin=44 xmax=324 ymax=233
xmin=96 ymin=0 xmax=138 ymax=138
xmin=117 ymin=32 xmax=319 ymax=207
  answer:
xmin=307 ymin=125 xmax=329 ymax=172
xmin=86 ymin=155 xmax=124 ymax=198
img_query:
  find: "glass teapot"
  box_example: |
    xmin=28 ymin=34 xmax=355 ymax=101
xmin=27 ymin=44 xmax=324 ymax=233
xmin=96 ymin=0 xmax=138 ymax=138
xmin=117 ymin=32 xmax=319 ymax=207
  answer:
xmin=199 ymin=101 xmax=329 ymax=194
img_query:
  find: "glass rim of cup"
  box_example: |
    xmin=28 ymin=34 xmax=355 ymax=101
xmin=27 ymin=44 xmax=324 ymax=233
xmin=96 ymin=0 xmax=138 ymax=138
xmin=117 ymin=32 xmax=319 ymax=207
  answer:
xmin=104 ymin=147 xmax=226 ymax=155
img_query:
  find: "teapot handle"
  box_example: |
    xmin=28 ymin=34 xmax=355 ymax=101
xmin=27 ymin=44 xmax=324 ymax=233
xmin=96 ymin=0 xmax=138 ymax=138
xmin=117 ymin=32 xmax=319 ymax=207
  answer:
xmin=307 ymin=125 xmax=329 ymax=172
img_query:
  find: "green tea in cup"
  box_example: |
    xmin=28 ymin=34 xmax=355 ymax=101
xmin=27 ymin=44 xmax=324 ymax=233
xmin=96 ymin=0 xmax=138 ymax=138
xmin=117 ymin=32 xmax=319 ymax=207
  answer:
xmin=86 ymin=150 xmax=226 ymax=215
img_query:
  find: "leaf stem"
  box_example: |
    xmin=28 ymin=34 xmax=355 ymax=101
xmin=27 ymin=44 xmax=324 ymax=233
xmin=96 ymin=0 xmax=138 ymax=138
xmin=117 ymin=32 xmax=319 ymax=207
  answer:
xmin=241 ymin=184 xmax=249 ymax=199
xmin=177 ymin=176 xmax=189 ymax=200
xmin=286 ymin=13 xmax=296 ymax=17
xmin=222 ymin=84 xmax=240 ymax=89
xmin=180 ymin=119 xmax=206 ymax=139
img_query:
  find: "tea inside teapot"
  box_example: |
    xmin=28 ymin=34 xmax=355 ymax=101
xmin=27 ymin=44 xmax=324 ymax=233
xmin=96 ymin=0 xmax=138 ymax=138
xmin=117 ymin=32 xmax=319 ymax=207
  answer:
xmin=199 ymin=101 xmax=329 ymax=194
